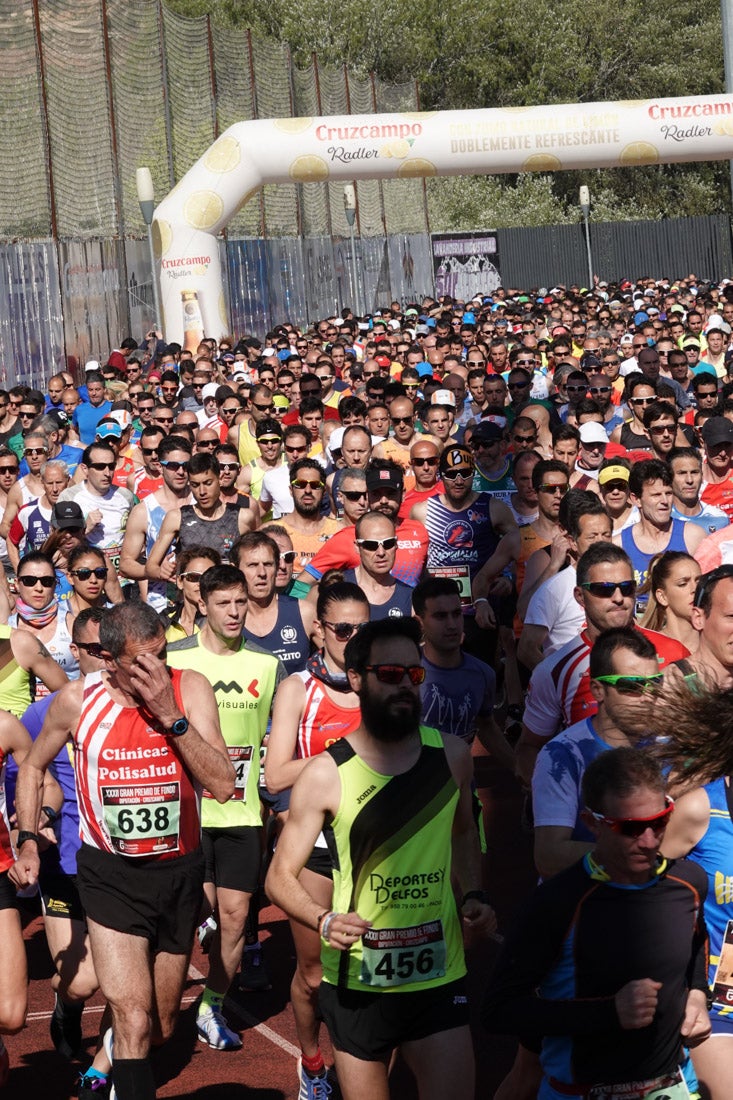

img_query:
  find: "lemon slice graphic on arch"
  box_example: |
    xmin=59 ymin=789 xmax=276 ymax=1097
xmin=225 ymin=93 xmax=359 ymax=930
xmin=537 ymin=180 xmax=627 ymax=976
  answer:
xmin=204 ymin=137 xmax=241 ymax=173
xmin=619 ymin=142 xmax=659 ymax=165
xmin=397 ymin=157 xmax=436 ymax=178
xmin=523 ymin=154 xmax=562 ymax=172
xmin=183 ymin=191 xmax=225 ymax=230
xmin=152 ymin=219 xmax=172 ymax=259
xmin=289 ymin=155 xmax=330 ymax=182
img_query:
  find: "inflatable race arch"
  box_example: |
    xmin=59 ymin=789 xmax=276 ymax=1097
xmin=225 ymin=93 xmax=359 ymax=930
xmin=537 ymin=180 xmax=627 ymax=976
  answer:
xmin=152 ymin=94 xmax=733 ymax=341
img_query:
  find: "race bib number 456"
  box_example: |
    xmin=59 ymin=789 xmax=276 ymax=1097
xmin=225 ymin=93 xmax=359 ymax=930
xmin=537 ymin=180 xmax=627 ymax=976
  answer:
xmin=102 ymin=782 xmax=181 ymax=857
xmin=360 ymin=921 xmax=446 ymax=988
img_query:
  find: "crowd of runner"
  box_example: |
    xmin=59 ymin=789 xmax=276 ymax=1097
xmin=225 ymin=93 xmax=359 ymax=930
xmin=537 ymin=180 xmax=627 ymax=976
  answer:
xmin=1 ymin=274 xmax=733 ymax=1099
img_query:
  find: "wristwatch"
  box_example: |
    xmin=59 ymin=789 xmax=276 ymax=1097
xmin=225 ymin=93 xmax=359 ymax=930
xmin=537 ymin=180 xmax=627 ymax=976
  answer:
xmin=16 ymin=831 xmax=40 ymax=849
xmin=461 ymin=889 xmax=491 ymax=907
xmin=168 ymin=716 xmax=189 ymax=737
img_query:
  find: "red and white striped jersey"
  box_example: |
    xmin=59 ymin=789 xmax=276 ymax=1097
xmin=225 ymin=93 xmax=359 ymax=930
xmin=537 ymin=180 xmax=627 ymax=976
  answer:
xmin=73 ymin=669 xmax=201 ymax=859
xmin=524 ymin=627 xmax=690 ymax=742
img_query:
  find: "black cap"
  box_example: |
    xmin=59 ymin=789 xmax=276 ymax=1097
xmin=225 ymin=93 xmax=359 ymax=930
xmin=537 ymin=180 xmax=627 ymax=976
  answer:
xmin=52 ymin=501 xmax=84 ymax=530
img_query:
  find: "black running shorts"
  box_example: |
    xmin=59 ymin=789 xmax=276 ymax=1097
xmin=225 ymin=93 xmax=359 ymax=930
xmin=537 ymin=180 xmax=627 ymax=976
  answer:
xmin=201 ymin=826 xmax=262 ymax=893
xmin=76 ymin=843 xmax=204 ymax=955
xmin=0 ymin=870 xmax=17 ymax=912
xmin=319 ymin=976 xmax=470 ymax=1061
xmin=40 ymin=873 xmax=85 ymax=922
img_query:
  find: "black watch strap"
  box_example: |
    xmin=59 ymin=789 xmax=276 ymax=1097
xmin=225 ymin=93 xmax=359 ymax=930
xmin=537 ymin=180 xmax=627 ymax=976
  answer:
xmin=461 ymin=889 xmax=491 ymax=907
xmin=41 ymin=805 xmax=60 ymax=825
xmin=16 ymin=831 xmax=40 ymax=849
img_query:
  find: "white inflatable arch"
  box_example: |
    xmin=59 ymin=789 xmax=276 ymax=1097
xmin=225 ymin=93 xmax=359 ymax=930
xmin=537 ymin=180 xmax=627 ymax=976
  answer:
xmin=152 ymin=94 xmax=733 ymax=342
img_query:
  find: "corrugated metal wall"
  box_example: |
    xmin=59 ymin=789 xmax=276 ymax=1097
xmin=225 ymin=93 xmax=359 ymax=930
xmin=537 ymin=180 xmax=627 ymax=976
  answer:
xmin=497 ymin=215 xmax=733 ymax=288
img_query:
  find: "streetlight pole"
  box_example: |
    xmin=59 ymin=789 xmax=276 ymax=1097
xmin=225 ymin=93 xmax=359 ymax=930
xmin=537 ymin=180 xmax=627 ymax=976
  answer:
xmin=136 ymin=167 xmax=162 ymax=334
xmin=722 ymin=0 xmax=733 ymax=210
xmin=343 ymin=184 xmax=361 ymax=317
xmin=579 ymin=185 xmax=594 ymax=289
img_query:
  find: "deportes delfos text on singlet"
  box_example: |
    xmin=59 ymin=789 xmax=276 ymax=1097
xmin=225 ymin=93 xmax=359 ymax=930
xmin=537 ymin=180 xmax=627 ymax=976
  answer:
xmin=167 ymin=635 xmax=285 ymax=828
xmin=322 ymin=726 xmax=465 ymax=993
xmin=74 ymin=668 xmax=200 ymax=859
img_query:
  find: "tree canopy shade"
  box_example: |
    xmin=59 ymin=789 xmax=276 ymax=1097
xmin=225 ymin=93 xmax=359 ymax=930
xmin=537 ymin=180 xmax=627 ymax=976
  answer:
xmin=167 ymin=0 xmax=728 ymax=226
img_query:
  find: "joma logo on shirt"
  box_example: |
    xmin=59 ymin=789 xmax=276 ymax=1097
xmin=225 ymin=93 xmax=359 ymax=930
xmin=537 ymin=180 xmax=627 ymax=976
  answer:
xmin=357 ymin=784 xmax=376 ymax=805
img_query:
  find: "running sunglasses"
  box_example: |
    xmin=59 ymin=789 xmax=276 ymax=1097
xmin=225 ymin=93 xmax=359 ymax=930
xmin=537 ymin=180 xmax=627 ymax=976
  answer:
xmin=588 ymin=795 xmax=674 ymax=837
xmin=18 ymin=575 xmax=56 ymax=589
xmin=593 ymin=673 xmax=664 ymax=696
xmin=356 ymin=537 xmax=398 ymax=551
xmin=322 ymin=621 xmax=363 ymax=641
xmin=179 ymin=571 xmax=204 ymax=582
xmin=365 ymin=664 xmax=426 ymax=685
xmin=412 ymin=456 xmax=439 ymax=467
xmin=341 ymin=490 xmax=367 ymax=501
xmin=70 ymin=567 xmax=107 ymax=581
xmin=538 ymin=483 xmax=568 ymax=495
xmin=88 ymin=462 xmax=115 ymax=471
xmin=694 ymin=564 xmax=733 ymax=608
xmin=75 ymin=641 xmax=104 ymax=658
xmin=160 ymin=460 xmax=189 ymax=472
xmin=279 ymin=550 xmax=297 ymax=564
xmin=442 ymin=468 xmax=473 ymax=482
xmin=580 ymin=580 xmax=636 ymax=598
xmin=290 ymin=478 xmax=324 ymax=490
xmin=141 ymin=447 xmax=159 ymax=456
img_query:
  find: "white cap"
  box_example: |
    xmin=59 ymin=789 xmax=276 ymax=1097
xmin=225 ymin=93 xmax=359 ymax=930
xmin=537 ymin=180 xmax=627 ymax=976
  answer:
xmin=579 ymin=421 xmax=609 ymax=445
xmin=202 ymin=382 xmax=219 ymax=400
xmin=85 ymin=359 xmax=100 ymax=373
xmin=108 ymin=409 xmax=131 ymax=430
xmin=430 ymin=389 xmax=456 ymax=407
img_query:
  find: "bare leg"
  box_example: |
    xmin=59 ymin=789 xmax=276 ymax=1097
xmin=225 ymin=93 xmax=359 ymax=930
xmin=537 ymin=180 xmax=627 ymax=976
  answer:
xmin=493 ymin=1042 xmax=543 ymax=1100
xmin=401 ymin=1024 xmax=475 ymax=1100
xmin=206 ymin=887 xmax=251 ymax=994
xmin=330 ymin=1048 xmax=391 ymax=1100
xmin=44 ymin=915 xmax=98 ymax=1003
xmin=150 ymin=950 xmax=192 ymax=1046
xmin=289 ymin=866 xmax=332 ymax=1058
xmin=0 ymin=908 xmax=27 ymax=1033
xmin=86 ymin=920 xmax=153 ymax=1060
xmin=691 ymin=1034 xmax=733 ymax=1100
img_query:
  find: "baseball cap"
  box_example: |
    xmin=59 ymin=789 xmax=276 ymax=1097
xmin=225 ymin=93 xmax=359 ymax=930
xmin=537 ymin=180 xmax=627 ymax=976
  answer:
xmin=84 ymin=359 xmax=100 ymax=373
xmin=202 ymin=383 xmax=219 ymax=400
xmin=578 ymin=422 xmax=609 ymax=446
xmin=108 ymin=409 xmax=131 ymax=430
xmin=45 ymin=409 xmax=69 ymax=429
xmin=51 ymin=501 xmax=85 ymax=530
xmin=375 ymin=355 xmax=392 ymax=369
xmin=95 ymin=421 xmax=122 ymax=440
xmin=430 ymin=389 xmax=456 ymax=408
xmin=701 ymin=417 xmax=733 ymax=448
xmin=365 ymin=466 xmax=403 ymax=493
xmin=470 ymin=421 xmax=504 ymax=444
xmin=439 ymin=445 xmax=474 ymax=472
xmin=598 ymin=464 xmax=630 ymax=487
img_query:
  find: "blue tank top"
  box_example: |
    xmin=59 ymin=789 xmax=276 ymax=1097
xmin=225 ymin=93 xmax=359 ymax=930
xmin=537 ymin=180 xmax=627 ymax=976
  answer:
xmin=342 ymin=568 xmax=413 ymax=620
xmin=621 ymin=518 xmax=687 ymax=610
xmin=424 ymin=494 xmax=500 ymax=579
xmin=689 ymin=778 xmax=733 ymax=1019
xmin=6 ymin=692 xmax=79 ymax=876
xmin=242 ymin=595 xmax=310 ymax=672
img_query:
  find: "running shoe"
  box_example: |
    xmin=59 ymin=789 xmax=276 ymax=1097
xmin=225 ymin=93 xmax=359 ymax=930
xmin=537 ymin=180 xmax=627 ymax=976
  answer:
xmin=76 ymin=1071 xmax=110 ymax=1099
xmin=50 ymin=992 xmax=84 ymax=1060
xmin=297 ymin=1058 xmax=333 ymax=1099
xmin=196 ymin=1005 xmax=242 ymax=1051
xmin=0 ymin=1037 xmax=8 ymax=1088
xmin=239 ymin=945 xmax=272 ymax=992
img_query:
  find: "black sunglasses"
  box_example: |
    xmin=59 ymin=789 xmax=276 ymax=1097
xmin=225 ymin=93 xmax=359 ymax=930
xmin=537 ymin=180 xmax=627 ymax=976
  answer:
xmin=70 ymin=567 xmax=107 ymax=581
xmin=18 ymin=575 xmax=56 ymax=589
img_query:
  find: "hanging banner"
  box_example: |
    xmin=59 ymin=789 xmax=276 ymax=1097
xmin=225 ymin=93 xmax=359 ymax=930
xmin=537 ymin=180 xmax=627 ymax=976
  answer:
xmin=153 ymin=94 xmax=733 ymax=341
xmin=432 ymin=232 xmax=501 ymax=299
